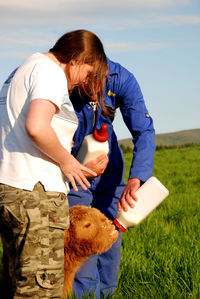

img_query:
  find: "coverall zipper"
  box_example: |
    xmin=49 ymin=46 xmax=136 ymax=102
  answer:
xmin=89 ymin=101 xmax=97 ymax=127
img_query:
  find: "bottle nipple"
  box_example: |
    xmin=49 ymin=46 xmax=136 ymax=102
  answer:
xmin=93 ymin=124 xmax=108 ymax=142
xmin=113 ymin=218 xmax=127 ymax=232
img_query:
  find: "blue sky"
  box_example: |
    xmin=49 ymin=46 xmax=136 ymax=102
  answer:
xmin=0 ymin=0 xmax=199 ymax=140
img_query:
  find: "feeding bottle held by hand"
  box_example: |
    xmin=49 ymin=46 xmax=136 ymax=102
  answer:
xmin=113 ymin=177 xmax=169 ymax=232
xmin=76 ymin=124 xmax=109 ymax=165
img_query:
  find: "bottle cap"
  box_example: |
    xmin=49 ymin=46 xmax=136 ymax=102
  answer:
xmin=113 ymin=218 xmax=127 ymax=232
xmin=93 ymin=124 xmax=108 ymax=142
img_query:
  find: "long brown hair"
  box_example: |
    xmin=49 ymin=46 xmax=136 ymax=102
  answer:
xmin=49 ymin=29 xmax=108 ymax=115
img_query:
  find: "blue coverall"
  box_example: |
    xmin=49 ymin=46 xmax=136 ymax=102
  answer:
xmin=68 ymin=58 xmax=155 ymax=298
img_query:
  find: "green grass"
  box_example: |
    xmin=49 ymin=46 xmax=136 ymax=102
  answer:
xmin=118 ymin=145 xmax=200 ymax=298
xmin=1 ymin=145 xmax=200 ymax=298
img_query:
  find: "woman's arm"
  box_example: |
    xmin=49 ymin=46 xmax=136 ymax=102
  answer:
xmin=25 ymin=99 xmax=96 ymax=191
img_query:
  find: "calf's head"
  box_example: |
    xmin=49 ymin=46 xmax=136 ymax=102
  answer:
xmin=64 ymin=205 xmax=119 ymax=258
xmin=63 ymin=206 xmax=119 ymax=297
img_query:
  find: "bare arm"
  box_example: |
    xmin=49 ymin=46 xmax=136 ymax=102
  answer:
xmin=117 ymin=177 xmax=140 ymax=211
xmin=25 ymin=99 xmax=96 ymax=191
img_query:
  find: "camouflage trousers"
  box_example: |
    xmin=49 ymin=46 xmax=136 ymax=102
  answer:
xmin=0 ymin=182 xmax=69 ymax=298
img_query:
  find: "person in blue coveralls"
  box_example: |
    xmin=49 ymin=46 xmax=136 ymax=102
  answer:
xmin=68 ymin=58 xmax=156 ymax=298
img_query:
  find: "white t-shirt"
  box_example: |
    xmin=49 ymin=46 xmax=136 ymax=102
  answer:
xmin=0 ymin=53 xmax=78 ymax=194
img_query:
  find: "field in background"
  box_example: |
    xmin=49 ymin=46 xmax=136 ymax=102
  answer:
xmin=155 ymin=128 xmax=200 ymax=146
xmin=0 ymin=144 xmax=200 ymax=298
xmin=118 ymin=128 xmax=200 ymax=149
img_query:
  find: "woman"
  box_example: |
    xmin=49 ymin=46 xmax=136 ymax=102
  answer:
xmin=0 ymin=29 xmax=107 ymax=298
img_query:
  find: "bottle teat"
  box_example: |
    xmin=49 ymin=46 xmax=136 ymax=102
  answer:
xmin=113 ymin=218 xmax=127 ymax=232
xmin=93 ymin=124 xmax=108 ymax=142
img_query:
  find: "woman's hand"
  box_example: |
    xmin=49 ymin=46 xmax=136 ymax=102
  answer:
xmin=59 ymin=153 xmax=97 ymax=191
xmin=118 ymin=178 xmax=141 ymax=212
xmin=82 ymin=154 xmax=109 ymax=178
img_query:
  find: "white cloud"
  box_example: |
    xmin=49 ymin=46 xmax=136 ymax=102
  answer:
xmin=156 ymin=15 xmax=200 ymax=25
xmin=105 ymin=41 xmax=172 ymax=52
xmin=0 ymin=29 xmax=54 ymax=48
xmin=0 ymin=0 xmax=192 ymax=27
xmin=0 ymin=35 xmax=50 ymax=48
xmin=0 ymin=30 xmax=54 ymax=59
xmin=0 ymin=0 xmax=198 ymax=60
xmin=123 ymin=14 xmax=200 ymax=29
xmin=0 ymin=0 xmax=190 ymax=10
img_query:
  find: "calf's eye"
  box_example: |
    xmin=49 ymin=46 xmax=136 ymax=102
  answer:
xmin=84 ymin=223 xmax=91 ymax=228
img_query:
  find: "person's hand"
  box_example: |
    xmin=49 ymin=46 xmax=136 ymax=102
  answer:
xmin=83 ymin=154 xmax=109 ymax=178
xmin=59 ymin=154 xmax=97 ymax=192
xmin=118 ymin=178 xmax=141 ymax=212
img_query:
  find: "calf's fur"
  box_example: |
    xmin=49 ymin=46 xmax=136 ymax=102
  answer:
xmin=63 ymin=205 xmax=119 ymax=297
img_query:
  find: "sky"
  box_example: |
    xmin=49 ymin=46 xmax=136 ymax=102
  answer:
xmin=0 ymin=0 xmax=199 ymax=140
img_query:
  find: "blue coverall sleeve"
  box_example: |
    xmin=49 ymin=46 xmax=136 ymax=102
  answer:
xmin=117 ymin=69 xmax=155 ymax=182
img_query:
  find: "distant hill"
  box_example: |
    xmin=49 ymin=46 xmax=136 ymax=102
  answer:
xmin=118 ymin=129 xmax=200 ymax=148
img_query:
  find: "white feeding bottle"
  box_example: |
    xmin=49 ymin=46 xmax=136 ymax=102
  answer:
xmin=76 ymin=124 xmax=109 ymax=165
xmin=113 ymin=176 xmax=169 ymax=232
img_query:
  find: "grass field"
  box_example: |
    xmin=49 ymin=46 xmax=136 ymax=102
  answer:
xmin=0 ymin=145 xmax=200 ymax=298
xmin=118 ymin=144 xmax=200 ymax=298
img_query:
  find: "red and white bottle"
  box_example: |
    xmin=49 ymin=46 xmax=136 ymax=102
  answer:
xmin=76 ymin=124 xmax=109 ymax=165
xmin=113 ymin=177 xmax=169 ymax=232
